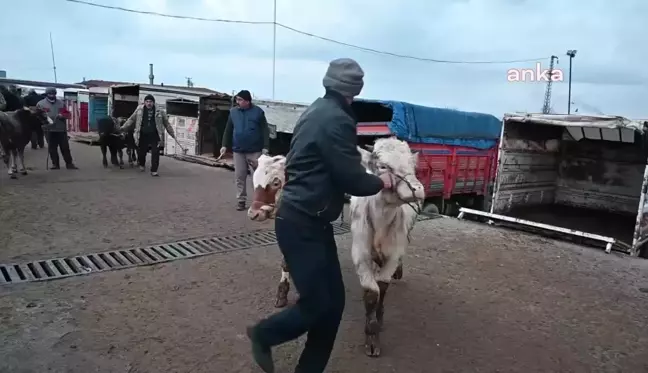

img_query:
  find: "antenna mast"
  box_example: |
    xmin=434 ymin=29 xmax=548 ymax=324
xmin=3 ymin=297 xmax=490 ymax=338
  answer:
xmin=541 ymin=55 xmax=558 ymax=114
xmin=49 ymin=32 xmax=58 ymax=83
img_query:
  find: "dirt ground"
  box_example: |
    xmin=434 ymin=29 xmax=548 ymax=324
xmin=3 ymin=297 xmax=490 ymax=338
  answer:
xmin=0 ymin=142 xmax=273 ymax=263
xmin=1 ymin=143 xmax=648 ymax=373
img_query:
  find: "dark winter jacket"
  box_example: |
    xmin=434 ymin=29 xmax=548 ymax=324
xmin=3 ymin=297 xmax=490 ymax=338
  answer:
xmin=278 ymin=90 xmax=384 ymax=223
xmin=221 ymin=104 xmax=269 ymax=153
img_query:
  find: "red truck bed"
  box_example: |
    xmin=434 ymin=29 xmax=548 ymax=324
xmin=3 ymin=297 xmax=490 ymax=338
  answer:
xmin=358 ymin=122 xmax=498 ymax=200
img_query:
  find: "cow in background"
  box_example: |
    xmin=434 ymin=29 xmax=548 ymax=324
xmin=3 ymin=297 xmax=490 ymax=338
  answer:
xmin=23 ymin=89 xmax=47 ymax=149
xmin=0 ymin=107 xmax=52 ymax=179
xmin=97 ymin=117 xmax=125 ymax=168
xmin=117 ymin=117 xmax=137 ymax=166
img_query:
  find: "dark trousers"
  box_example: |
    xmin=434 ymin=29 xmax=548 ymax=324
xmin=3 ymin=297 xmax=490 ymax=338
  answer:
xmin=138 ymin=132 xmax=160 ymax=172
xmin=254 ymin=215 xmax=345 ymax=373
xmin=47 ymin=132 xmax=73 ymax=166
xmin=31 ymin=126 xmax=44 ymax=149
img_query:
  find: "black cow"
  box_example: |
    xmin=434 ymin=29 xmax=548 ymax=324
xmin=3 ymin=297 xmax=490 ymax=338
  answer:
xmin=97 ymin=117 xmax=126 ymax=168
xmin=23 ymin=91 xmax=47 ymax=149
xmin=0 ymin=86 xmax=24 ymax=112
xmin=0 ymin=107 xmax=52 ymax=179
xmin=117 ymin=117 xmax=137 ymax=166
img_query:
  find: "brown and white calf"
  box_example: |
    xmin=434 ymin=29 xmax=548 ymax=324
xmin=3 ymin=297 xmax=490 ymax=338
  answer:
xmin=248 ymin=138 xmax=423 ymax=357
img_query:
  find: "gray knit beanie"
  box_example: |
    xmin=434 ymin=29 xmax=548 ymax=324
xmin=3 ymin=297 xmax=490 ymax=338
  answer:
xmin=322 ymin=58 xmax=364 ymax=97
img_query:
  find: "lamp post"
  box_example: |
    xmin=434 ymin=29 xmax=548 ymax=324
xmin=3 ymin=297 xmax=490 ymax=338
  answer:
xmin=566 ymin=50 xmax=577 ymax=114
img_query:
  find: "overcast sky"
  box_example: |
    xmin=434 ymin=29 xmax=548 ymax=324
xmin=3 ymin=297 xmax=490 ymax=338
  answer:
xmin=1 ymin=0 xmax=646 ymax=118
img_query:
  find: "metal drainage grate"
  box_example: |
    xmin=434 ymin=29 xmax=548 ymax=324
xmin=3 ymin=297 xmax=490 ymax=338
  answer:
xmin=0 ymin=216 xmax=439 ymax=285
xmin=0 ymin=225 xmax=347 ymax=285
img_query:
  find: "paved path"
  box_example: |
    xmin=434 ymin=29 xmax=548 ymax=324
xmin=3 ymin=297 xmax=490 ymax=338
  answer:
xmin=1 ymin=142 xmax=648 ymax=373
xmin=0 ymin=142 xmax=272 ymax=262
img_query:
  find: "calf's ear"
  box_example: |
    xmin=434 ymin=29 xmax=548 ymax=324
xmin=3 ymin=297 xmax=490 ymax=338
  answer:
xmin=410 ymin=151 xmax=419 ymax=168
xmin=357 ymin=146 xmax=372 ymax=169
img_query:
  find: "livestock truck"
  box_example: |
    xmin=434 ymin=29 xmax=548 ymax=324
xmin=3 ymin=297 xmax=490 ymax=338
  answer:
xmin=269 ymin=99 xmax=503 ymax=216
xmin=459 ymin=113 xmax=648 ymax=258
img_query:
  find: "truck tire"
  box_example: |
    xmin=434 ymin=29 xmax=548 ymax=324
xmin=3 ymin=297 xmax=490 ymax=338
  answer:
xmin=422 ymin=202 xmax=439 ymax=215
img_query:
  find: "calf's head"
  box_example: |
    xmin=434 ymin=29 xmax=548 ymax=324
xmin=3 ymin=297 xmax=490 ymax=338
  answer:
xmin=248 ymin=154 xmax=287 ymax=222
xmin=358 ymin=137 xmax=425 ymax=204
xmin=15 ymin=107 xmax=52 ymax=131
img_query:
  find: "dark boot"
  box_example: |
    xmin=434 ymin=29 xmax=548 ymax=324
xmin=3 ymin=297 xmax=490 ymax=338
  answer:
xmin=246 ymin=326 xmax=274 ymax=373
xmin=237 ymin=201 xmax=246 ymax=211
xmin=66 ymin=164 xmax=78 ymax=170
xmin=50 ymin=165 xmax=60 ymax=170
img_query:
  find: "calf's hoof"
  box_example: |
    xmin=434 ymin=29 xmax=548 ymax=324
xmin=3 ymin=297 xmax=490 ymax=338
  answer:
xmin=364 ymin=333 xmax=382 ymax=357
xmin=392 ymin=265 xmax=403 ymax=280
xmin=102 ymin=161 xmax=108 ymax=168
xmin=20 ymin=170 xmax=27 ymax=175
xmin=274 ymin=281 xmax=290 ymax=308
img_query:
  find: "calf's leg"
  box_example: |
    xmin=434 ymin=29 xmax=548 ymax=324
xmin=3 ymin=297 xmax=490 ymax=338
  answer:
xmin=117 ymin=148 xmax=124 ymax=168
xmin=100 ymin=141 xmax=108 ymax=168
xmin=109 ymin=145 xmax=119 ymax=166
xmin=275 ymin=258 xmax=290 ymax=308
xmin=8 ymin=150 xmax=17 ymax=179
xmin=375 ymin=255 xmax=401 ymax=331
xmin=17 ymin=148 xmax=27 ymax=175
xmin=392 ymin=258 xmax=404 ymax=280
xmin=354 ymin=250 xmax=382 ymax=357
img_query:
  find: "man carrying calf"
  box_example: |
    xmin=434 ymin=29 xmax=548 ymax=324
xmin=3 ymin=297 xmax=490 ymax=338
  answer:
xmin=37 ymin=87 xmax=78 ymax=170
xmin=245 ymin=58 xmax=394 ymax=373
xmin=220 ymin=90 xmax=270 ymax=211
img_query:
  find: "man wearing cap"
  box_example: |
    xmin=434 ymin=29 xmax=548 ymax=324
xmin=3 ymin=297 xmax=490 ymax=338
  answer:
xmin=37 ymin=87 xmax=78 ymax=170
xmin=220 ymin=90 xmax=270 ymax=211
xmin=244 ymin=58 xmax=394 ymax=373
xmin=119 ymin=94 xmax=176 ymax=177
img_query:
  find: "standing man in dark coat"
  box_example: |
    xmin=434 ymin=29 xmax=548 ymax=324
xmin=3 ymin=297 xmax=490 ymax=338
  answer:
xmin=245 ymin=58 xmax=394 ymax=373
xmin=220 ymin=90 xmax=270 ymax=211
xmin=37 ymin=87 xmax=78 ymax=170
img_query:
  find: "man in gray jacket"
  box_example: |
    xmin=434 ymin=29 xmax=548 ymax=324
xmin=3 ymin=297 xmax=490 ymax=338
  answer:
xmin=245 ymin=58 xmax=393 ymax=373
xmin=37 ymin=87 xmax=78 ymax=170
xmin=220 ymin=90 xmax=270 ymax=210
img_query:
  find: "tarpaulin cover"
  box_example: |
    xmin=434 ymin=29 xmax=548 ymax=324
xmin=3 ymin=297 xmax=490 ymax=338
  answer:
xmin=358 ymin=99 xmax=502 ymax=149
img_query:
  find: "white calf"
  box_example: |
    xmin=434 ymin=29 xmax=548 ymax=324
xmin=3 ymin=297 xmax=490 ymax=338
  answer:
xmin=352 ymin=137 xmax=425 ymax=357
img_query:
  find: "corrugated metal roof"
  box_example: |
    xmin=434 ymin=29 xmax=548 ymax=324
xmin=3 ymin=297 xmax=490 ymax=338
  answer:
xmin=0 ymin=78 xmax=85 ymax=89
xmin=254 ymin=99 xmax=308 ymax=133
xmin=504 ymin=113 xmax=646 ymax=133
xmin=80 ymin=80 xmax=221 ymax=96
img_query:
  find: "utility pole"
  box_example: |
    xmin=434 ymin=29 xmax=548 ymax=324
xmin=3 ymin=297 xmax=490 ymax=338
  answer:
xmin=272 ymin=0 xmax=277 ymax=99
xmin=49 ymin=32 xmax=58 ymax=83
xmin=186 ymin=77 xmax=193 ymax=88
xmin=149 ymin=64 xmax=155 ymax=84
xmin=542 ymin=55 xmax=558 ymax=114
xmin=566 ymin=50 xmax=577 ymax=114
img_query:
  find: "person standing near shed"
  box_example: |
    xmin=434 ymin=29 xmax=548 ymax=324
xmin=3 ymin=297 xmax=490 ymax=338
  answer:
xmin=220 ymin=90 xmax=270 ymax=211
xmin=119 ymin=94 xmax=177 ymax=177
xmin=38 ymin=87 xmax=78 ymax=170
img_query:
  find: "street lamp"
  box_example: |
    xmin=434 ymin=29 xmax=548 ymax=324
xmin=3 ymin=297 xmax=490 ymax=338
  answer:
xmin=566 ymin=50 xmax=577 ymax=114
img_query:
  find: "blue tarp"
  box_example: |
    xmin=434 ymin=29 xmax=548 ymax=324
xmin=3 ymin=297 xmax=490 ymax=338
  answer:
xmin=358 ymin=99 xmax=502 ymax=150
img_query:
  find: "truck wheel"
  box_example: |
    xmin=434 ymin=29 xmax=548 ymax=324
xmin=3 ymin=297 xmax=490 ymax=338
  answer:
xmin=422 ymin=202 xmax=439 ymax=215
